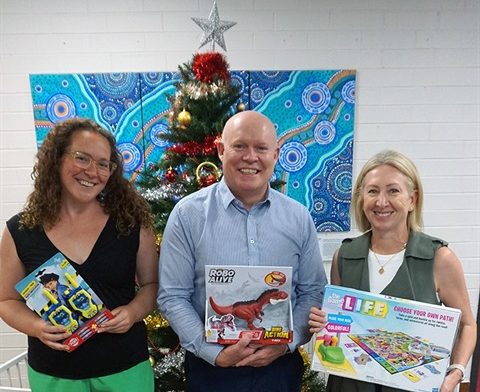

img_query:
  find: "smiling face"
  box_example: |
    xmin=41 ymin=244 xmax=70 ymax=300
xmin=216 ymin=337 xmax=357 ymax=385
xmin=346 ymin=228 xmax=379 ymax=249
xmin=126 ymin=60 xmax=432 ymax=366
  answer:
xmin=361 ymin=164 xmax=417 ymax=236
xmin=217 ymin=111 xmax=279 ymax=209
xmin=60 ymin=130 xmax=112 ymax=206
xmin=44 ymin=279 xmax=59 ymax=296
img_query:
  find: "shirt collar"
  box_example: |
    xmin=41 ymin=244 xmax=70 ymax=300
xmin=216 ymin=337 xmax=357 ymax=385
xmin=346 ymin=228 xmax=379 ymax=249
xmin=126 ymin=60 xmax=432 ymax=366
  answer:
xmin=218 ymin=178 xmax=236 ymax=209
xmin=218 ymin=178 xmax=273 ymax=210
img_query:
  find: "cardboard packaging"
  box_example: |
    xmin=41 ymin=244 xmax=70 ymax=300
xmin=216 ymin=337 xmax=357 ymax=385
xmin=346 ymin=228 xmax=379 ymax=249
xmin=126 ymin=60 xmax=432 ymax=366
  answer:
xmin=311 ymin=285 xmax=461 ymax=392
xmin=15 ymin=252 xmax=113 ymax=351
xmin=205 ymin=265 xmax=293 ymax=345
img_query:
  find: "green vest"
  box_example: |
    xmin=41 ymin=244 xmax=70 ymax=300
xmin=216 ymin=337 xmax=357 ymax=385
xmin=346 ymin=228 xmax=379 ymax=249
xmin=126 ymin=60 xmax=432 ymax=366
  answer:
xmin=327 ymin=230 xmax=447 ymax=392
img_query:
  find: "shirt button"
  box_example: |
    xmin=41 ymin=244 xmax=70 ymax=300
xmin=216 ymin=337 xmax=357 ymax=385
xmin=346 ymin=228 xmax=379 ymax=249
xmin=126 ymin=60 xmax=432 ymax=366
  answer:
xmin=250 ymin=239 xmax=255 ymax=244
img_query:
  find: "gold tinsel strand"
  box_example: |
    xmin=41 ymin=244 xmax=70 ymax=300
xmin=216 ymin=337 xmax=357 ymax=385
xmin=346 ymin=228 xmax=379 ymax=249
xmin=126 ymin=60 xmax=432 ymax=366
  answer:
xmin=144 ymin=312 xmax=169 ymax=332
xmin=299 ymin=346 xmax=311 ymax=366
xmin=300 ymin=347 xmax=311 ymax=392
xmin=155 ymin=233 xmax=163 ymax=248
xmin=149 ymin=355 xmax=155 ymax=366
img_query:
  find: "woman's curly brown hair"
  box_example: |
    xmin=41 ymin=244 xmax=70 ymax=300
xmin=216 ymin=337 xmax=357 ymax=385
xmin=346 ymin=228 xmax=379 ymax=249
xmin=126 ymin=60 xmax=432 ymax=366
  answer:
xmin=20 ymin=118 xmax=153 ymax=234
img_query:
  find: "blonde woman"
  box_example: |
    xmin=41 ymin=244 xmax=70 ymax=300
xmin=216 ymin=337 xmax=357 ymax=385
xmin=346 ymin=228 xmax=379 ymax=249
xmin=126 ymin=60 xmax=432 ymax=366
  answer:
xmin=309 ymin=150 xmax=476 ymax=392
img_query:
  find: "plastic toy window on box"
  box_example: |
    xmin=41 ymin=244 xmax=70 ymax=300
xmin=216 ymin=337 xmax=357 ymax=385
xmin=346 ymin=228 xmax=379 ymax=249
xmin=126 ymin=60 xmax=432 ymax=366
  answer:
xmin=311 ymin=285 xmax=461 ymax=392
xmin=15 ymin=252 xmax=113 ymax=351
xmin=205 ymin=265 xmax=293 ymax=345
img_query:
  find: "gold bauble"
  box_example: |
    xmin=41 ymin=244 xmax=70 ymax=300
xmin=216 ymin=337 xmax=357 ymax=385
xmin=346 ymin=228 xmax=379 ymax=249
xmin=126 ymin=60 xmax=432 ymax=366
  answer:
xmin=177 ymin=108 xmax=192 ymax=127
xmin=237 ymin=101 xmax=245 ymax=112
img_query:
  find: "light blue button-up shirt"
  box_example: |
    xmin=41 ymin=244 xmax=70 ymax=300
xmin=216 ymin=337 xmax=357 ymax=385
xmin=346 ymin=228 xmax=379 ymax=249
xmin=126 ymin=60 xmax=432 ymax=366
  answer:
xmin=158 ymin=179 xmax=327 ymax=365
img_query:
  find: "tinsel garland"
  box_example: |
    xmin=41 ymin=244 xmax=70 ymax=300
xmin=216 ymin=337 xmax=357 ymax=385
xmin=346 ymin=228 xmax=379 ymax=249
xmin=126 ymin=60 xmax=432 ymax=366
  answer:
xmin=191 ymin=52 xmax=230 ymax=83
xmin=153 ymin=349 xmax=186 ymax=380
xmin=167 ymin=134 xmax=219 ymax=157
xmin=144 ymin=312 xmax=170 ymax=331
xmin=138 ymin=183 xmax=187 ymax=202
xmin=184 ymin=80 xmax=225 ymax=99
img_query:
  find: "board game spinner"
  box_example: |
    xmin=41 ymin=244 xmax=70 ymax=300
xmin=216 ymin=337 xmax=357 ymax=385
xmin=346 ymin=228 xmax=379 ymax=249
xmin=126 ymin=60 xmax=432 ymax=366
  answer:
xmin=311 ymin=285 xmax=461 ymax=392
xmin=205 ymin=265 xmax=293 ymax=345
xmin=15 ymin=252 xmax=113 ymax=351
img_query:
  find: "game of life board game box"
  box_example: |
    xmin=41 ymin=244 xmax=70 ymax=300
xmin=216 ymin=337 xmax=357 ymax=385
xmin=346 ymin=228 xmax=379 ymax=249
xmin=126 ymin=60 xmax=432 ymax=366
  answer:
xmin=205 ymin=265 xmax=293 ymax=345
xmin=15 ymin=252 xmax=113 ymax=351
xmin=311 ymin=285 xmax=461 ymax=392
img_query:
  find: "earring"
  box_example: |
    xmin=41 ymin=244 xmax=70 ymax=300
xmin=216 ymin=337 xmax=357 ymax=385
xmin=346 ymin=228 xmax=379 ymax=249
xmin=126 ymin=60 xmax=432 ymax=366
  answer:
xmin=97 ymin=190 xmax=106 ymax=202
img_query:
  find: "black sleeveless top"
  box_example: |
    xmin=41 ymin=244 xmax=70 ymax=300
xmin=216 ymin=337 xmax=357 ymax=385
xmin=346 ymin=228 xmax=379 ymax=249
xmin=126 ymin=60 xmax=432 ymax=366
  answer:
xmin=7 ymin=214 xmax=149 ymax=379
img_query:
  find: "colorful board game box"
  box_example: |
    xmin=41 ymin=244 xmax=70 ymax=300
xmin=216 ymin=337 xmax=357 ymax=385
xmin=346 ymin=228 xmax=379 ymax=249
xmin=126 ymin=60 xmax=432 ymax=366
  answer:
xmin=205 ymin=265 xmax=293 ymax=345
xmin=15 ymin=252 xmax=113 ymax=351
xmin=311 ymin=285 xmax=461 ymax=392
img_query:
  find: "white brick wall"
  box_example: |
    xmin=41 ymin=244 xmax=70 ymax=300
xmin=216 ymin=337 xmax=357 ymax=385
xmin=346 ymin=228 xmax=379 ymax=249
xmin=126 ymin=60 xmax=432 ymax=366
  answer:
xmin=0 ymin=0 xmax=478 ymax=375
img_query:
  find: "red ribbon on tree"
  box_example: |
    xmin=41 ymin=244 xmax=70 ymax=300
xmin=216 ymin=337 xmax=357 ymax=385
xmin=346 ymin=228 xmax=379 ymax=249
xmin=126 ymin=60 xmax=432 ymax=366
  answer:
xmin=191 ymin=52 xmax=230 ymax=84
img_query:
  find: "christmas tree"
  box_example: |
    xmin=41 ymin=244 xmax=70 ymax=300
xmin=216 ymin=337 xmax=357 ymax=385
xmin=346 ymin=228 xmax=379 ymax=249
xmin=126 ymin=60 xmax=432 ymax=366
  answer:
xmin=139 ymin=52 xmax=241 ymax=235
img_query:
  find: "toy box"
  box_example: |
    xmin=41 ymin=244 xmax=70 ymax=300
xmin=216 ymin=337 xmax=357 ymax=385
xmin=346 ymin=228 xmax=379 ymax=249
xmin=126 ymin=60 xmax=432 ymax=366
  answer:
xmin=311 ymin=285 xmax=461 ymax=392
xmin=205 ymin=265 xmax=293 ymax=345
xmin=15 ymin=252 xmax=113 ymax=351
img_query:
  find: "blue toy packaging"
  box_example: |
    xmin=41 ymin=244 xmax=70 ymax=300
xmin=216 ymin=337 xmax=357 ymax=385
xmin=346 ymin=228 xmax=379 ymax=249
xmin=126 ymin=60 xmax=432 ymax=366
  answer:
xmin=311 ymin=285 xmax=461 ymax=392
xmin=15 ymin=252 xmax=113 ymax=351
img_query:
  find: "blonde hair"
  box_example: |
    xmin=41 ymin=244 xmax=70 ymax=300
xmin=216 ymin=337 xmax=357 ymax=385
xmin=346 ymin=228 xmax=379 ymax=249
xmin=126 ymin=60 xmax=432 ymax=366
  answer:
xmin=351 ymin=150 xmax=423 ymax=232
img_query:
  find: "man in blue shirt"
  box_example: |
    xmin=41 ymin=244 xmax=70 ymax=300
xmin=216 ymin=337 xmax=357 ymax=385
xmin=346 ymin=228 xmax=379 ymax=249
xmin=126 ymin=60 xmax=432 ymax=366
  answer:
xmin=158 ymin=110 xmax=327 ymax=391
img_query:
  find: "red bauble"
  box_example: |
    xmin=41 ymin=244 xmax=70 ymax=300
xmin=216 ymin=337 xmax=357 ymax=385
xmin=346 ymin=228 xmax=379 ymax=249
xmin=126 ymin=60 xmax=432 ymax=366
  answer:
xmin=198 ymin=172 xmax=218 ymax=187
xmin=191 ymin=52 xmax=230 ymax=84
xmin=203 ymin=174 xmax=217 ymax=187
xmin=165 ymin=167 xmax=177 ymax=183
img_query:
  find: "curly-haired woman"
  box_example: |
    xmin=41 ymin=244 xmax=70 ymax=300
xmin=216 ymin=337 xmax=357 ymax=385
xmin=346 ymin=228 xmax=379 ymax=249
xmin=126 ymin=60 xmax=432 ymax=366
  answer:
xmin=0 ymin=118 xmax=158 ymax=391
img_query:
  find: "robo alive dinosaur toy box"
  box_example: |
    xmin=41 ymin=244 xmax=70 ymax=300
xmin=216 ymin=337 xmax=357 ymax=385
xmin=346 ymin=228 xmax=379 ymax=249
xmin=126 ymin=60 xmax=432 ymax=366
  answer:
xmin=311 ymin=285 xmax=461 ymax=392
xmin=15 ymin=252 xmax=113 ymax=351
xmin=205 ymin=265 xmax=293 ymax=344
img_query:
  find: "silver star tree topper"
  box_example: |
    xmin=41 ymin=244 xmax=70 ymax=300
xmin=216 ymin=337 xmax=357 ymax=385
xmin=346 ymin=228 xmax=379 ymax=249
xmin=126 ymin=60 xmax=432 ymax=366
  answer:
xmin=192 ymin=0 xmax=236 ymax=51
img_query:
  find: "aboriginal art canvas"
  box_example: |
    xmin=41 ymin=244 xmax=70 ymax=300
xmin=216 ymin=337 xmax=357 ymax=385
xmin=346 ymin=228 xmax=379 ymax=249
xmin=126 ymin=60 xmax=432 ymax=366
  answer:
xmin=29 ymin=70 xmax=356 ymax=232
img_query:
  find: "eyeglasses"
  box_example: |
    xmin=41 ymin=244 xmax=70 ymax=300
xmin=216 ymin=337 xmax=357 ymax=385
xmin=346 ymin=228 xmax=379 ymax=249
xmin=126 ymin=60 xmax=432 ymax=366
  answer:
xmin=66 ymin=151 xmax=117 ymax=176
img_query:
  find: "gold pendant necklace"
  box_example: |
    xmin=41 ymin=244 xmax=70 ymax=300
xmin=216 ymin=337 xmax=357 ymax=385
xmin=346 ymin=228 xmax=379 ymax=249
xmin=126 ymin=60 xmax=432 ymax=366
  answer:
xmin=371 ymin=243 xmax=407 ymax=274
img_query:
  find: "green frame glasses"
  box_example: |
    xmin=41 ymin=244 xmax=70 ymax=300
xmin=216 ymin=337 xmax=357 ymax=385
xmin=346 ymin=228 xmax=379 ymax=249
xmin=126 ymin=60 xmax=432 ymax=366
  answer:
xmin=66 ymin=151 xmax=117 ymax=176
